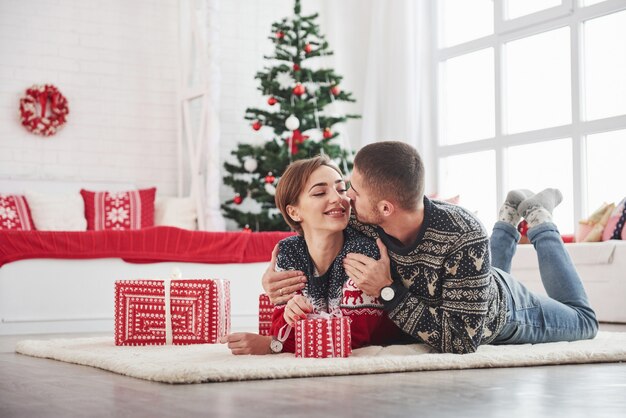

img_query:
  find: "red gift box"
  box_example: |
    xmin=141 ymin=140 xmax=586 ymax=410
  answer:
xmin=115 ymin=278 xmax=230 ymax=346
xmin=294 ymin=315 xmax=352 ymax=358
xmin=258 ymin=294 xmax=273 ymax=336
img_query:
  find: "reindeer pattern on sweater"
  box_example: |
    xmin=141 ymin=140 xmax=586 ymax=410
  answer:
xmin=349 ymin=197 xmax=508 ymax=354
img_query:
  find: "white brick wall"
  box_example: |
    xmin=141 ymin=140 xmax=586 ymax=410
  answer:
xmin=0 ymin=0 xmax=179 ymax=195
xmin=0 ymin=0 xmax=372 ymax=228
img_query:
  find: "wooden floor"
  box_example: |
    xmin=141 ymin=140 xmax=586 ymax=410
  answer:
xmin=2 ymin=324 xmax=626 ymax=418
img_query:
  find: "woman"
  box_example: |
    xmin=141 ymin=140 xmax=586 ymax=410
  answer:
xmin=222 ymin=155 xmax=401 ymax=355
xmin=267 ymin=155 xmax=402 ymax=354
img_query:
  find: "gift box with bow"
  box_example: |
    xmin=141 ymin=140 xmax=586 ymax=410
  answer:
xmin=294 ymin=313 xmax=351 ymax=358
xmin=115 ymin=271 xmax=230 ymax=346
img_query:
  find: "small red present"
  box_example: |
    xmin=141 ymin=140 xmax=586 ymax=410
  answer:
xmin=294 ymin=314 xmax=352 ymax=358
xmin=115 ymin=277 xmax=230 ymax=346
xmin=518 ymin=220 xmax=530 ymax=244
xmin=258 ymin=294 xmax=273 ymax=336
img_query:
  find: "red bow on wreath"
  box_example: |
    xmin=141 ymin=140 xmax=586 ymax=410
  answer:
xmin=285 ymin=129 xmax=309 ymax=155
xmin=19 ymin=84 xmax=69 ymax=137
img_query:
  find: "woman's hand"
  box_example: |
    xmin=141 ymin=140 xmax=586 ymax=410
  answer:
xmin=220 ymin=333 xmax=272 ymax=355
xmin=283 ymin=295 xmax=313 ymax=326
xmin=262 ymin=244 xmax=307 ymax=305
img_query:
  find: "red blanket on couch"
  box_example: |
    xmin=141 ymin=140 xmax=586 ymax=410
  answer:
xmin=0 ymin=226 xmax=295 ymax=267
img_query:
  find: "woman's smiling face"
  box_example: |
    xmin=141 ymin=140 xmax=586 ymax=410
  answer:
xmin=287 ymin=165 xmax=351 ymax=235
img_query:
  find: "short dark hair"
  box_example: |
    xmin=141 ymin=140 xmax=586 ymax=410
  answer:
xmin=275 ymin=155 xmax=343 ymax=235
xmin=353 ymin=141 xmax=424 ymax=210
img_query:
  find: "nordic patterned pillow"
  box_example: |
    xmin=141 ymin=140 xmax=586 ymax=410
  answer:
xmin=80 ymin=187 xmax=156 ymax=231
xmin=0 ymin=194 xmax=35 ymax=230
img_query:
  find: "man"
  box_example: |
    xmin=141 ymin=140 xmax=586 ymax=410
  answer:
xmin=225 ymin=141 xmax=598 ymax=354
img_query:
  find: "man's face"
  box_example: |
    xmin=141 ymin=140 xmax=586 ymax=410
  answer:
xmin=347 ymin=167 xmax=384 ymax=225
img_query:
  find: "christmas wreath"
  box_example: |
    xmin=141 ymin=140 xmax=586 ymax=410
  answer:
xmin=19 ymin=84 xmax=69 ymax=136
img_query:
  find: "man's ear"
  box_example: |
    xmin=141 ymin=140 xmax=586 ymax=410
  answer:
xmin=286 ymin=205 xmax=301 ymax=222
xmin=377 ymin=200 xmax=395 ymax=217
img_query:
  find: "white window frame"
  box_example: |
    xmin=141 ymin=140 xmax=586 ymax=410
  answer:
xmin=431 ymin=0 xmax=626 ymax=230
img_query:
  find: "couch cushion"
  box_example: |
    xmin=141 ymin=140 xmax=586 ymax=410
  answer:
xmin=602 ymin=197 xmax=626 ymax=241
xmin=155 ymin=197 xmax=197 ymax=230
xmin=0 ymin=194 xmax=34 ymax=230
xmin=81 ymin=188 xmax=156 ymax=230
xmin=24 ymin=191 xmax=86 ymax=231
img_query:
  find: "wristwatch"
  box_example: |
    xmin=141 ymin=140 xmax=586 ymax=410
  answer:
xmin=380 ymin=284 xmax=395 ymax=302
xmin=270 ymin=336 xmax=283 ymax=354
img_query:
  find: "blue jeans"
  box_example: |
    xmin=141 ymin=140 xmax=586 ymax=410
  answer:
xmin=490 ymin=221 xmax=598 ymax=344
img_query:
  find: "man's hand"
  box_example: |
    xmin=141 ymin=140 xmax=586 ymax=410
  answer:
xmin=343 ymin=238 xmax=393 ymax=297
xmin=220 ymin=333 xmax=272 ymax=355
xmin=262 ymin=244 xmax=307 ymax=304
xmin=283 ymin=295 xmax=314 ymax=326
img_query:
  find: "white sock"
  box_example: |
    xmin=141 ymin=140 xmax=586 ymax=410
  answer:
xmin=518 ymin=188 xmax=563 ymax=229
xmin=498 ymin=189 xmax=534 ymax=227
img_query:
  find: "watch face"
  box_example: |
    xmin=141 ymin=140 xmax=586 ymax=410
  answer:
xmin=381 ymin=286 xmax=395 ymax=301
xmin=270 ymin=339 xmax=283 ymax=353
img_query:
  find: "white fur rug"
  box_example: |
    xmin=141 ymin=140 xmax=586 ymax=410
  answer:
xmin=15 ymin=332 xmax=626 ymax=384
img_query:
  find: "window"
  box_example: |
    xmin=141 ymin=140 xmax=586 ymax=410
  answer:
xmin=433 ymin=0 xmax=626 ymax=235
xmin=439 ymin=48 xmax=494 ymax=144
xmin=504 ymin=27 xmax=571 ymax=134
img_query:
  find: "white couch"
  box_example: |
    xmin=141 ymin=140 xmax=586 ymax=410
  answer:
xmin=0 ymin=258 xmax=267 ymax=335
xmin=511 ymin=240 xmax=626 ymax=323
xmin=0 ymin=179 xmax=269 ymax=335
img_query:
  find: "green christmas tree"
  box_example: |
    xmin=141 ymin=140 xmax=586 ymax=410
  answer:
xmin=222 ymin=0 xmax=360 ymax=231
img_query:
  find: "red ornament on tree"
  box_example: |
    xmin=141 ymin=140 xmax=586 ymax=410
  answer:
xmin=267 ymin=97 xmax=277 ymax=106
xmin=304 ymin=43 xmax=312 ymax=54
xmin=293 ymin=83 xmax=305 ymax=96
xmin=323 ymin=127 xmax=333 ymax=139
xmin=233 ymin=194 xmax=243 ymax=205
xmin=275 ymin=31 xmax=285 ymax=39
xmin=293 ymin=63 xmax=301 ymax=71
xmin=252 ymin=120 xmax=262 ymax=131
xmin=330 ymin=85 xmax=341 ymax=96
xmin=285 ymin=129 xmax=309 ymax=155
xmin=265 ymin=172 xmax=276 ymax=184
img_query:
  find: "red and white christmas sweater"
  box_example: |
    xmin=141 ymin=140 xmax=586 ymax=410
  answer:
xmin=269 ymin=229 xmax=403 ymax=353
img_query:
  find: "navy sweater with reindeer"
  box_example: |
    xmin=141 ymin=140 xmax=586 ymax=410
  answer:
xmin=270 ymin=228 xmax=403 ymax=353
xmin=349 ymin=197 xmax=509 ymax=354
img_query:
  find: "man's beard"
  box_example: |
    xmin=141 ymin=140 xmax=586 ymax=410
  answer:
xmin=352 ymin=201 xmax=383 ymax=225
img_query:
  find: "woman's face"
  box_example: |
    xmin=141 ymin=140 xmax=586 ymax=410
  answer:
xmin=287 ymin=165 xmax=351 ymax=234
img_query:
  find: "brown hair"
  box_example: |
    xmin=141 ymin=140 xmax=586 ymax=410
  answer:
xmin=353 ymin=141 xmax=424 ymax=210
xmin=275 ymin=155 xmax=343 ymax=235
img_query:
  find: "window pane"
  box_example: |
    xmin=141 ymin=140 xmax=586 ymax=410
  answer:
xmin=439 ymin=0 xmax=493 ymax=48
xmin=505 ymin=0 xmax=561 ymax=20
xmin=440 ymin=48 xmax=495 ymax=145
xmin=438 ymin=151 xmax=497 ymax=230
xmin=504 ymin=27 xmax=571 ymax=134
xmin=582 ymin=0 xmax=606 ymax=6
xmin=505 ymin=138 xmax=574 ymax=234
xmin=583 ymin=10 xmax=626 ymax=120
xmin=586 ymin=130 xmax=626 ymax=213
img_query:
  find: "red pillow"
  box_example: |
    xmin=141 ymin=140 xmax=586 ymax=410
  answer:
xmin=80 ymin=188 xmax=156 ymax=231
xmin=0 ymin=194 xmax=35 ymax=230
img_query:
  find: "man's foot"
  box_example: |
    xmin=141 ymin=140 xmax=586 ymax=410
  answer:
xmin=518 ymin=188 xmax=563 ymax=229
xmin=498 ymin=189 xmax=534 ymax=226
